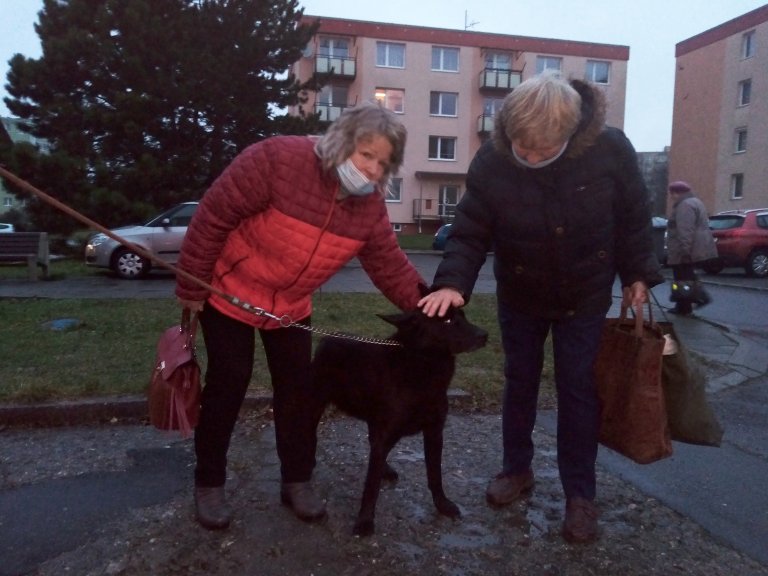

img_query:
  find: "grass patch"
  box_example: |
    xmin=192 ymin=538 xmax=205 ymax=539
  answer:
xmin=0 ymin=293 xmax=555 ymax=410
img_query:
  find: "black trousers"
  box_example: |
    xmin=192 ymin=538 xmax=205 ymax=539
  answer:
xmin=194 ymin=304 xmax=320 ymax=487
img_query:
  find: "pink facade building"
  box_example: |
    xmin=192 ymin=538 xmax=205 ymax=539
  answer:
xmin=291 ymin=16 xmax=630 ymax=234
xmin=670 ymin=5 xmax=768 ymax=213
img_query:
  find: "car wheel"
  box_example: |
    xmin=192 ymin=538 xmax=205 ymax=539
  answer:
xmin=746 ymin=249 xmax=768 ymax=278
xmin=113 ymin=248 xmax=151 ymax=279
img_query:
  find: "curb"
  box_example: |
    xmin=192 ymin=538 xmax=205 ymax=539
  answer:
xmin=0 ymin=389 xmax=473 ymax=429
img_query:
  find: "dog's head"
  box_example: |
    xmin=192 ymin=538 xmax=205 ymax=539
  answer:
xmin=377 ymin=308 xmax=488 ymax=355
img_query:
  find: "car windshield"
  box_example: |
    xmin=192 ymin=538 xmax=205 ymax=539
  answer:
xmin=709 ymin=215 xmax=744 ymax=230
xmin=144 ymin=203 xmax=198 ymax=227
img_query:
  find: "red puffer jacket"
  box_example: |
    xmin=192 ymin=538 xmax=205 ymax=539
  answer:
xmin=175 ymin=135 xmax=425 ymax=328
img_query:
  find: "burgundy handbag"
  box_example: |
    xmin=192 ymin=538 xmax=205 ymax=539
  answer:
xmin=148 ymin=309 xmax=201 ymax=437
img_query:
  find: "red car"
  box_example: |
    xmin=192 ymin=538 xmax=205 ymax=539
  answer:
xmin=705 ymin=208 xmax=768 ymax=278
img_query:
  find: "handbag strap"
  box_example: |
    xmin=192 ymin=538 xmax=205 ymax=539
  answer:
xmin=620 ymin=289 xmax=655 ymax=337
xmin=180 ymin=309 xmax=199 ymax=350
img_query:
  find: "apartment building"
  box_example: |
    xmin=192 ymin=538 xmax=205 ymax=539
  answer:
xmin=291 ymin=16 xmax=630 ymax=234
xmin=0 ymin=117 xmax=50 ymax=215
xmin=670 ymin=4 xmax=768 ymax=214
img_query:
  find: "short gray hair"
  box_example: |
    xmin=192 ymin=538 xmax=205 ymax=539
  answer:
xmin=496 ymin=72 xmax=582 ymax=149
xmin=314 ymin=101 xmax=407 ymax=181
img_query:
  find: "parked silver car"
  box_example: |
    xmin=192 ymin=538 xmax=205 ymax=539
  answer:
xmin=85 ymin=202 xmax=198 ymax=279
xmin=0 ymin=223 xmax=15 ymax=233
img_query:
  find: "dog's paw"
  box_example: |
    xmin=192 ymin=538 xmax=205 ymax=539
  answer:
xmin=435 ymin=498 xmax=461 ymax=519
xmin=382 ymin=462 xmax=399 ymax=482
xmin=353 ymin=518 xmax=375 ymax=537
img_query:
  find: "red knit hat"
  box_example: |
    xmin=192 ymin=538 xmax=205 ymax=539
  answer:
xmin=668 ymin=181 xmax=691 ymax=193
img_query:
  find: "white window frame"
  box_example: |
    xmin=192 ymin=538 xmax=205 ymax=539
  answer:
xmin=536 ymin=55 xmax=562 ymax=74
xmin=738 ymin=79 xmax=752 ymax=106
xmin=484 ymin=51 xmax=512 ymax=70
xmin=428 ymin=136 xmax=457 ymax=161
xmin=374 ymin=88 xmax=404 ymax=113
xmin=438 ymin=184 xmax=460 ymax=217
xmin=730 ymin=173 xmax=744 ymax=199
xmin=376 ymin=42 xmax=405 ymax=68
xmin=431 ymin=46 xmax=459 ymax=72
xmin=430 ymin=92 xmax=458 ymax=117
xmin=735 ymin=128 xmax=748 ymax=153
xmin=586 ymin=60 xmax=610 ymax=84
xmin=742 ymin=30 xmax=756 ymax=59
xmin=386 ymin=178 xmax=402 ymax=202
xmin=318 ymin=36 xmax=349 ymax=58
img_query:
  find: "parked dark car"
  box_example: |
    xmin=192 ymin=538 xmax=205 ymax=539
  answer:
xmin=432 ymin=223 xmax=452 ymax=251
xmin=84 ymin=202 xmax=198 ymax=279
xmin=704 ymin=208 xmax=768 ymax=278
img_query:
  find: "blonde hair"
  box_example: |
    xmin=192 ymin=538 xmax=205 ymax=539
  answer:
xmin=498 ymin=72 xmax=582 ymax=149
xmin=314 ymin=101 xmax=407 ymax=181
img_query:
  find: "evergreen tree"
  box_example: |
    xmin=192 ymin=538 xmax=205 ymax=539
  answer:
xmin=2 ymin=0 xmax=320 ymax=230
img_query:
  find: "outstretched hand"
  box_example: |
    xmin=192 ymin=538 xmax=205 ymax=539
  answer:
xmin=418 ymin=287 xmax=465 ymax=317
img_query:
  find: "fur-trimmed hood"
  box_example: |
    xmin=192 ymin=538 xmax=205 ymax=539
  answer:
xmin=492 ymin=78 xmax=607 ymax=162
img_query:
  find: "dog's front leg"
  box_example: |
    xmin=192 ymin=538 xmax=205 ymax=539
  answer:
xmin=423 ymin=424 xmax=460 ymax=519
xmin=353 ymin=433 xmax=394 ymax=537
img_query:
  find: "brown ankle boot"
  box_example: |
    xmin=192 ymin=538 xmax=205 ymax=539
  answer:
xmin=194 ymin=486 xmax=233 ymax=530
xmin=280 ymin=482 xmax=326 ymax=522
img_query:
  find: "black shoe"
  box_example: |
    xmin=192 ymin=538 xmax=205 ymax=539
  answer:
xmin=194 ymin=486 xmax=233 ymax=530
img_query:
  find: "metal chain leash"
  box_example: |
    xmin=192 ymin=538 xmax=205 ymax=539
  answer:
xmin=230 ymin=298 xmax=404 ymax=347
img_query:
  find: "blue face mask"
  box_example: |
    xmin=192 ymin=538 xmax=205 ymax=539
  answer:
xmin=336 ymin=158 xmax=376 ymax=196
xmin=511 ymin=140 xmax=569 ymax=169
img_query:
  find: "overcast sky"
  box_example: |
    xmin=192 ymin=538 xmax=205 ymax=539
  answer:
xmin=1 ymin=0 xmax=766 ymax=151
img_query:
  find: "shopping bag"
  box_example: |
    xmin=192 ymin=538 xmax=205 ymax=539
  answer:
xmin=670 ymin=280 xmax=709 ymax=305
xmin=595 ymin=302 xmax=672 ymax=464
xmin=658 ymin=321 xmax=724 ymax=446
xmin=148 ymin=309 xmax=201 ymax=437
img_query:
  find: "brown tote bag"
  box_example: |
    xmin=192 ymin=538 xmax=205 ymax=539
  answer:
xmin=595 ymin=301 xmax=672 ymax=464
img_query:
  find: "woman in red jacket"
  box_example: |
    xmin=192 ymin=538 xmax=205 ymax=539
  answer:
xmin=176 ymin=102 xmax=426 ymax=530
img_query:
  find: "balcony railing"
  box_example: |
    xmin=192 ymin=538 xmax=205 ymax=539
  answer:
xmin=315 ymin=55 xmax=356 ymax=79
xmin=477 ymin=114 xmax=495 ymax=133
xmin=479 ymin=68 xmax=522 ymax=91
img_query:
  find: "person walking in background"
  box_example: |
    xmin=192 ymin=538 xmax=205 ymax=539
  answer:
xmin=175 ymin=102 xmax=427 ymax=530
xmin=665 ymin=180 xmax=718 ymax=315
xmin=418 ymin=72 xmax=662 ymax=544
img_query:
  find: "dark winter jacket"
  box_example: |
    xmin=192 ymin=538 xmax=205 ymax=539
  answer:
xmin=432 ymin=80 xmax=663 ymax=319
xmin=175 ymin=135 xmax=425 ymax=328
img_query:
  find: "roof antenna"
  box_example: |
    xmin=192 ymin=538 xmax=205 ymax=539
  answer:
xmin=464 ymin=10 xmax=479 ymax=30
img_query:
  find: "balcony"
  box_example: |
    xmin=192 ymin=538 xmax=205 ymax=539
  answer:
xmin=315 ymin=55 xmax=356 ymax=79
xmin=479 ymin=68 xmax=522 ymax=91
xmin=412 ymin=198 xmax=441 ymax=221
xmin=477 ymin=114 xmax=495 ymax=134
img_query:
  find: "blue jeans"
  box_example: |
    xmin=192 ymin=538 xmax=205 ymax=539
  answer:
xmin=497 ymin=302 xmax=606 ymax=500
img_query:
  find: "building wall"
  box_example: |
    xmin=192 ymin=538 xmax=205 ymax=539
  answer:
xmin=670 ymin=5 xmax=768 ymax=215
xmin=0 ymin=117 xmax=50 ymax=215
xmin=293 ymin=16 xmax=630 ymax=234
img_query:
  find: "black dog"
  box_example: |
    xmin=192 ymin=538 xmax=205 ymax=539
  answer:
xmin=312 ymin=307 xmax=488 ymax=536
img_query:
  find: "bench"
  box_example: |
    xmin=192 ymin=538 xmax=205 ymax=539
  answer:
xmin=0 ymin=232 xmax=50 ymax=280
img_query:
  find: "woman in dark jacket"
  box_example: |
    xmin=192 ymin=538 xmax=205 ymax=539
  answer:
xmin=419 ymin=72 xmax=662 ymax=543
